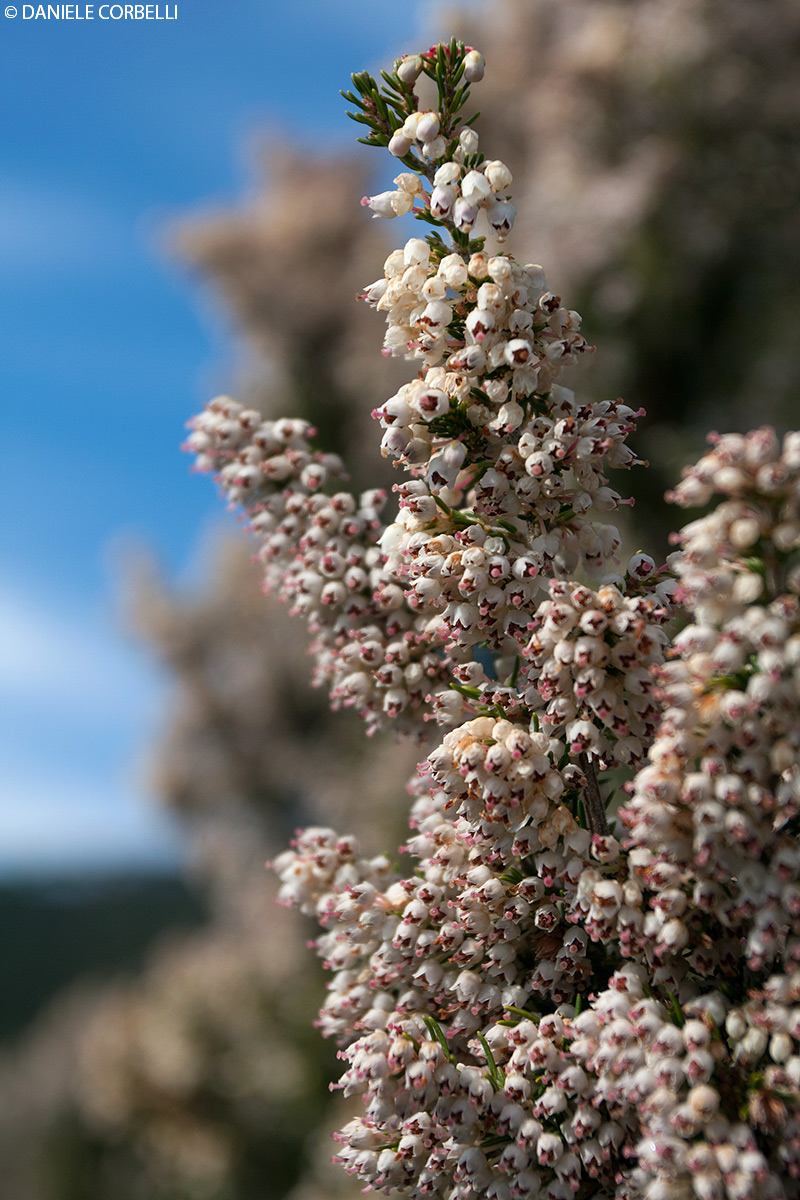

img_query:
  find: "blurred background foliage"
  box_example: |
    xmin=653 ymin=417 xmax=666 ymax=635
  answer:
xmin=3 ymin=0 xmax=798 ymax=1195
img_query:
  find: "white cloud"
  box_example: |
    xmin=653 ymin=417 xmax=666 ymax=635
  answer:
xmin=0 ymin=582 xmax=157 ymax=723
xmin=0 ymin=769 xmax=182 ymax=873
xmin=0 ymin=580 xmax=174 ymax=873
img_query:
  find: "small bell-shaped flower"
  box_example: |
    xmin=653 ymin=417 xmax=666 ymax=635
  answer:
xmin=487 ymin=198 xmax=516 ymax=239
xmin=430 ymin=184 xmax=457 ymax=219
xmin=461 ymin=169 xmax=494 ymax=207
xmin=453 ymin=196 xmax=479 ymax=232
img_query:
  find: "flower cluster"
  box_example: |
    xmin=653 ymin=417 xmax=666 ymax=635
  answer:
xmin=365 ymin=242 xmax=590 ymax=376
xmin=188 ymin=41 xmax=800 ymax=1200
xmin=526 ymin=572 xmax=672 ymax=768
xmin=272 ymin=809 xmax=632 ymax=1195
xmin=186 ymin=398 xmax=450 ymax=734
xmin=622 ymin=429 xmax=800 ymax=978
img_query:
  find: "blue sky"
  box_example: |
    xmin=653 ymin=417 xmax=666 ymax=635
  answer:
xmin=0 ymin=0 xmax=441 ymax=873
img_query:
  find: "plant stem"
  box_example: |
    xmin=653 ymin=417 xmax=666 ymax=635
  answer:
xmin=579 ymin=752 xmax=609 ymax=836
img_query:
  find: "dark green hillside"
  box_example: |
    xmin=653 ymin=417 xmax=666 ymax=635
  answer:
xmin=0 ymin=873 xmax=208 ymax=1043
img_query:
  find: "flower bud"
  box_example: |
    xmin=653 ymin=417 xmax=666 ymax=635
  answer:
xmin=388 ymin=129 xmax=412 ymax=158
xmin=415 ymin=110 xmax=441 ymax=143
xmin=468 ymin=252 xmax=490 ymax=278
xmin=458 ymin=127 xmax=480 ymax=156
xmin=686 ymin=1084 xmax=719 ymax=1120
xmin=734 ymin=1026 xmax=768 ymax=1066
xmin=402 ymin=111 xmax=423 ymax=140
xmin=421 ymin=274 xmax=447 ymax=301
xmin=438 ymin=254 xmax=469 ymax=289
xmin=488 ymin=256 xmax=512 ymax=283
xmin=397 ymin=54 xmax=423 ymax=84
xmin=484 ymin=159 xmax=513 ymax=192
xmin=421 ymin=135 xmax=447 ymax=160
xmin=729 ymin=516 xmax=760 ymax=548
xmin=477 ymin=281 xmax=502 ymax=310
xmin=463 ymin=48 xmax=485 ymax=83
xmin=770 ymin=1032 xmax=792 ymax=1063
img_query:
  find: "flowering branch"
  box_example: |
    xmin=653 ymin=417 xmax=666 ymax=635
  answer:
xmin=185 ymin=39 xmax=800 ymax=1200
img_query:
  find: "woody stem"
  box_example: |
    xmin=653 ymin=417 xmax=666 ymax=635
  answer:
xmin=579 ymin=752 xmax=609 ymax=837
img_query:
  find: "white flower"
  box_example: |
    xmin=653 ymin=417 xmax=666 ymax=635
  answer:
xmin=430 ymin=184 xmax=457 ymax=219
xmin=438 ymin=254 xmax=469 ymax=289
xmin=461 ymin=169 xmax=493 ymax=206
xmin=361 ymin=190 xmax=398 ymax=219
xmin=403 ymin=237 xmax=429 ymax=266
xmin=193 ymin=44 xmax=800 ymax=1200
xmin=466 ymin=308 xmax=495 ymax=340
xmin=484 ymin=159 xmax=513 ymax=191
xmin=453 ymin=196 xmax=479 ymax=232
xmin=421 ymin=135 xmax=447 ymax=160
xmin=361 ymin=189 xmax=415 ymax=218
xmin=419 ymin=299 xmax=451 ymax=330
xmin=434 ymin=162 xmax=461 ymax=187
xmin=487 ymin=198 xmax=516 ymax=239
xmin=394 ymin=172 xmax=423 ymax=197
xmin=428 ymin=441 xmax=466 ymax=491
xmin=504 ymin=338 xmax=534 ymax=366
xmin=362 ymin=278 xmax=388 ymax=305
xmin=412 ymin=388 xmax=450 ymax=420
